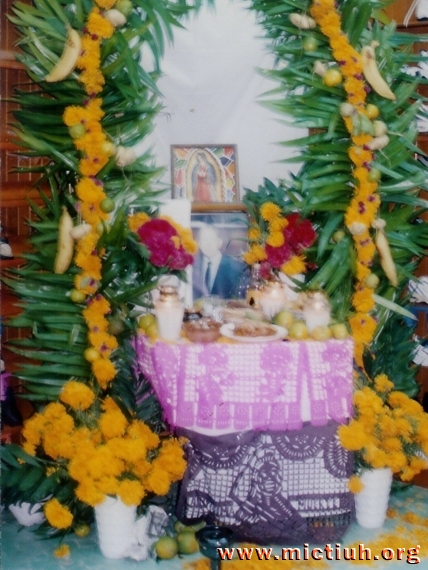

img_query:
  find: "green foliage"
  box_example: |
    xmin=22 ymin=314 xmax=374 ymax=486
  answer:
xmin=249 ymin=0 xmax=428 ymax=394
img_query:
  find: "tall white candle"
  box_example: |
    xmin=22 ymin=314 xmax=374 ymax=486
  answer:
xmin=259 ymin=281 xmax=287 ymax=320
xmin=158 ymin=198 xmax=191 ymax=229
xmin=303 ymin=292 xmax=331 ymax=332
xmin=155 ymin=285 xmax=184 ymax=342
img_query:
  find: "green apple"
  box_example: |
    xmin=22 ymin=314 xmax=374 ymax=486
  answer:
xmin=311 ymin=325 xmax=333 ymax=341
xmin=116 ymin=0 xmax=133 ymax=17
xmin=331 ymin=323 xmax=349 ymax=340
xmin=288 ymin=320 xmax=309 ymax=340
xmin=273 ymin=309 xmax=294 ymax=329
xmin=364 ymin=273 xmax=380 ymax=289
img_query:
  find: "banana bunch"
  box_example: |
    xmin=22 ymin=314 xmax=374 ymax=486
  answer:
xmin=45 ymin=26 xmax=81 ymax=83
xmin=361 ymin=41 xmax=396 ymax=101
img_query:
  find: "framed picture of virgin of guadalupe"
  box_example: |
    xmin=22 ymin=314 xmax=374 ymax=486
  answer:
xmin=171 ymin=144 xmax=239 ymax=204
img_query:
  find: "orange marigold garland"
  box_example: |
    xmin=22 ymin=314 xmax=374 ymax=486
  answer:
xmin=310 ymin=0 xmax=382 ymax=365
xmin=62 ymin=6 xmax=116 ymax=388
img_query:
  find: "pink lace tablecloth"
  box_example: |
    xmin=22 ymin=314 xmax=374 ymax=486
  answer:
xmin=135 ymin=335 xmax=354 ymax=433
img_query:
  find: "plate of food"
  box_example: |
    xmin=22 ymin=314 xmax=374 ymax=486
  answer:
xmin=220 ymin=321 xmax=287 ymax=343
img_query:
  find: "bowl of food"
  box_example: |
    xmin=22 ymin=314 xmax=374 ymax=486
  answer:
xmin=183 ymin=317 xmax=221 ymax=343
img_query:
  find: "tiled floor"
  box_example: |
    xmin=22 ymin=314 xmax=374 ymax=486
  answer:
xmin=3 ymin=485 xmax=428 ymax=569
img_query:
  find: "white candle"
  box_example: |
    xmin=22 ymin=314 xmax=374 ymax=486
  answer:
xmin=303 ymin=292 xmax=331 ymax=332
xmin=155 ymin=286 xmax=184 ymax=341
xmin=259 ymin=281 xmax=287 ymax=320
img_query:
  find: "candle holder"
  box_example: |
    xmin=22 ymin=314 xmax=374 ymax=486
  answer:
xmin=154 ymin=285 xmax=184 ymax=341
xmin=259 ymin=279 xmax=287 ymax=320
xmin=196 ymin=525 xmax=234 ymax=570
xmin=303 ymin=290 xmax=331 ymax=332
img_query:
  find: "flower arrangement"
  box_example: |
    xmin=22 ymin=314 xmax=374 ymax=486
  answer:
xmin=242 ymin=192 xmax=316 ymax=280
xmin=20 ymin=380 xmax=186 ymax=531
xmin=128 ymin=212 xmax=197 ymax=271
xmin=338 ymin=374 xmax=428 ymax=487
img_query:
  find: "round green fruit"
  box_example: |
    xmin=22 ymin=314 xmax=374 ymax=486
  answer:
xmin=70 ymin=288 xmax=86 ymax=303
xmin=303 ymin=36 xmax=318 ymax=52
xmin=154 ymin=536 xmax=178 ymax=560
xmin=332 ymin=230 xmax=345 ymax=243
xmin=177 ymin=531 xmax=200 ymax=555
xmin=74 ymin=523 xmax=91 ymax=537
xmin=84 ymin=348 xmax=100 ymax=362
xmin=273 ymin=309 xmax=294 ymax=329
xmin=138 ymin=313 xmax=156 ymax=330
xmin=116 ymin=0 xmax=133 ymax=17
xmin=99 ymin=198 xmax=115 ymax=214
xmin=366 ymin=104 xmax=380 ymax=120
xmin=288 ymin=321 xmax=309 ymax=340
xmin=108 ymin=317 xmax=125 ymax=335
xmin=331 ymin=323 xmax=349 ymax=340
xmin=311 ymin=325 xmax=333 ymax=341
xmin=323 ymin=68 xmax=343 ymax=87
xmin=364 ymin=273 xmax=380 ymax=289
xmin=69 ymin=123 xmax=86 ymax=139
xmin=368 ymin=167 xmax=381 ymax=182
xmin=101 ymin=141 xmax=116 ymax=157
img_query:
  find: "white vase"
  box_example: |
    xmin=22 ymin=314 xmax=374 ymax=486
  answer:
xmin=94 ymin=495 xmax=137 ymax=559
xmin=354 ymin=468 xmax=393 ymax=529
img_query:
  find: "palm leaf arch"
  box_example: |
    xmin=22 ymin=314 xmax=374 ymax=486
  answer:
xmin=3 ymin=0 xmax=428 ymax=420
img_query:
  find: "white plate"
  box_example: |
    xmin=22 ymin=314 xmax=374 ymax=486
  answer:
xmin=220 ymin=323 xmax=287 ymax=343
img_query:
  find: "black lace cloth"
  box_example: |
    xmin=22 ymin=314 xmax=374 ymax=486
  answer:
xmin=176 ymin=422 xmax=354 ymax=544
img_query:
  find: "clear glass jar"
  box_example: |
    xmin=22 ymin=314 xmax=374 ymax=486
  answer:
xmin=246 ymin=263 xmax=264 ymax=308
xmin=154 ymin=285 xmax=184 ymax=342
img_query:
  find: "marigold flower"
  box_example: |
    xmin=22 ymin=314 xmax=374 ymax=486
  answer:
xmin=44 ymin=499 xmax=73 ymax=529
xmin=260 ymin=202 xmax=281 ymax=222
xmin=54 ymin=544 xmax=70 ymax=558
xmin=60 ymin=381 xmax=96 ymax=411
xmin=348 ymin=475 xmax=364 ymax=494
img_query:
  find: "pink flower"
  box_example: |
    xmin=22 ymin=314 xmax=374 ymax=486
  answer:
xmin=137 ymin=218 xmax=194 ymax=270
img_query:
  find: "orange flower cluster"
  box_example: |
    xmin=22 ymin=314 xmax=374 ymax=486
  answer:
xmin=338 ymin=374 xmax=428 ymax=482
xmin=310 ymin=0 xmax=381 ymax=365
xmin=21 ymin=393 xmax=187 ymax=522
xmin=62 ymin=6 xmax=117 ymax=387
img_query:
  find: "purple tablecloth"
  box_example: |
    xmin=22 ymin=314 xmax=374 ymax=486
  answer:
xmin=135 ymin=335 xmax=354 ymax=433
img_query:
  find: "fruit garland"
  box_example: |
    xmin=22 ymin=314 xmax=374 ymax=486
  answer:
xmin=309 ymin=0 xmax=391 ymax=366
xmin=62 ymin=1 xmax=119 ymax=389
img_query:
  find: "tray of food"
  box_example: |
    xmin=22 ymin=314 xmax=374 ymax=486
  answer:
xmin=220 ymin=320 xmax=287 ymax=343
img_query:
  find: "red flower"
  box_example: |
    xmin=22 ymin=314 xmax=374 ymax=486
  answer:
xmin=284 ymin=214 xmax=316 ymax=253
xmin=265 ymin=242 xmax=293 ymax=268
xmin=137 ymin=218 xmax=194 ymax=270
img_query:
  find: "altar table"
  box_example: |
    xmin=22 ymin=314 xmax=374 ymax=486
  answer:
xmin=136 ymin=335 xmax=355 ymax=543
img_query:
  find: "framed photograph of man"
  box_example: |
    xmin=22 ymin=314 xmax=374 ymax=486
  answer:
xmin=171 ymin=144 xmax=239 ymax=204
xmin=190 ymin=208 xmax=248 ymax=302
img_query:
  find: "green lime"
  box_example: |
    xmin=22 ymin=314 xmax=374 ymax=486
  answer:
xmin=116 ymin=0 xmax=133 ymax=17
xmin=138 ymin=313 xmax=156 ymax=330
xmin=154 ymin=536 xmax=178 ymax=560
xmin=99 ymin=198 xmax=115 ymax=214
xmin=177 ymin=531 xmax=199 ymax=555
xmin=74 ymin=523 xmax=91 ymax=537
xmin=70 ymin=288 xmax=86 ymax=303
xmin=84 ymin=348 xmax=100 ymax=362
xmin=69 ymin=124 xmax=86 ymax=139
xmin=108 ymin=317 xmax=125 ymax=335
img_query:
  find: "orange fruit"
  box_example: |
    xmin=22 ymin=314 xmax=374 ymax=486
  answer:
xmin=154 ymin=536 xmax=178 ymax=559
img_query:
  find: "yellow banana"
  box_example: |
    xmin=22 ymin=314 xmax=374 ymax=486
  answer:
xmin=289 ymin=13 xmax=316 ymax=29
xmin=361 ymin=42 xmax=396 ymax=101
xmin=54 ymin=207 xmax=74 ymax=274
xmin=45 ymin=26 xmax=82 ymax=83
xmin=372 ymin=219 xmax=398 ymax=287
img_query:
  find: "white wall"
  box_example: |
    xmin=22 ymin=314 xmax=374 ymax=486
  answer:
xmin=142 ymin=0 xmax=304 ymax=198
